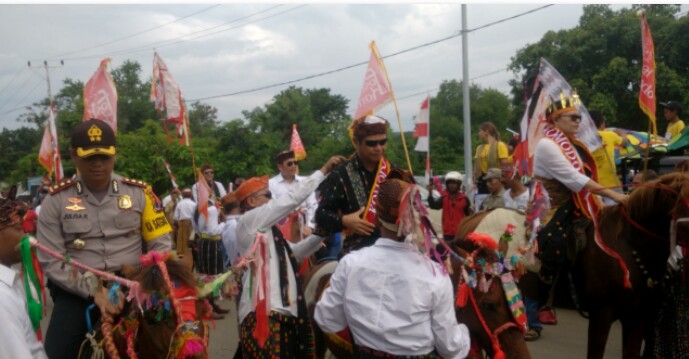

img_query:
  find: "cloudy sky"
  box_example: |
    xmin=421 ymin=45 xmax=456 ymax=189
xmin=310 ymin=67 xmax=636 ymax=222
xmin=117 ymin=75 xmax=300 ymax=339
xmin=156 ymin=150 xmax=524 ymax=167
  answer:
xmin=0 ymin=3 xmax=684 ymax=133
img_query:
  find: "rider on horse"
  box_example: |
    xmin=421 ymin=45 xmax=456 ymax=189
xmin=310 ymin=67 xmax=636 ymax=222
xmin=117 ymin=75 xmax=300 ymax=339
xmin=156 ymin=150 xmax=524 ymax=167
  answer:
xmin=530 ymin=92 xmax=628 ymax=313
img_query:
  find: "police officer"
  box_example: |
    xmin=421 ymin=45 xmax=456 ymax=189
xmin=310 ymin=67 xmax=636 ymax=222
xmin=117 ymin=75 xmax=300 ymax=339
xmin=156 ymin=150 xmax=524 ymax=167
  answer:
xmin=37 ymin=118 xmax=172 ymax=359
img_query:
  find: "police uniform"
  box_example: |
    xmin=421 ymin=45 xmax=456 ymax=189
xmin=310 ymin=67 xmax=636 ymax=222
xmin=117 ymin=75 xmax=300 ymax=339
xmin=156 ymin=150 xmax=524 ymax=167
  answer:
xmin=36 ymin=118 xmax=172 ymax=359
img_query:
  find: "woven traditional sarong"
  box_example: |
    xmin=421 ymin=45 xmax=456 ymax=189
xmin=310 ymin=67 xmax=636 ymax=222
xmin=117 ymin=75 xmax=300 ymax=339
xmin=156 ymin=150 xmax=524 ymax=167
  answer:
xmin=240 ymin=311 xmax=315 ymax=359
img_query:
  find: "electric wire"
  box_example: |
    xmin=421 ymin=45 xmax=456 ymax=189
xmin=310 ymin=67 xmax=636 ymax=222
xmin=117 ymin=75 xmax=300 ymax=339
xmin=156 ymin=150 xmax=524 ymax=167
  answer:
xmin=61 ymin=4 xmax=297 ymax=62
xmin=189 ymin=5 xmax=552 ymax=101
xmin=43 ymin=4 xmax=221 ymax=60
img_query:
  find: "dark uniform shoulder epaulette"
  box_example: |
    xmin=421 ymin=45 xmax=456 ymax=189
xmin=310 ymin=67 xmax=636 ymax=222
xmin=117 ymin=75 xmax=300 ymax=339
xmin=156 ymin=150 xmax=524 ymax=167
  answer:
xmin=121 ymin=178 xmax=148 ymax=188
xmin=50 ymin=178 xmax=76 ymax=195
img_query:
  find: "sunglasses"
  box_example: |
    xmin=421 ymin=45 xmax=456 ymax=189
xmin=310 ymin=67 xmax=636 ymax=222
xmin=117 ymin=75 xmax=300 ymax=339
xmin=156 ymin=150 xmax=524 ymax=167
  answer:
xmin=284 ymin=161 xmax=297 ymax=167
xmin=364 ymin=139 xmax=388 ymax=147
xmin=253 ymin=191 xmax=272 ymax=199
xmin=560 ymin=114 xmax=582 ymax=123
xmin=203 ymin=170 xmax=214 ymax=174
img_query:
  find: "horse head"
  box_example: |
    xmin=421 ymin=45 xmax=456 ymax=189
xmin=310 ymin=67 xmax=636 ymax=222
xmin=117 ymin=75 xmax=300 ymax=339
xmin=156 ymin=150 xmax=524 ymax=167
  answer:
xmin=113 ymin=251 xmax=209 ymax=359
xmin=449 ymin=229 xmax=531 ymax=359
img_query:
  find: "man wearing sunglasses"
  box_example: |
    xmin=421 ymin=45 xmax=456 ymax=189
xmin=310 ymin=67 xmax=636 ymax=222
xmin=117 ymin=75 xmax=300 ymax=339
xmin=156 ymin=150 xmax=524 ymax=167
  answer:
xmin=192 ymin=164 xmax=226 ymax=204
xmin=234 ymin=155 xmax=346 ymax=358
xmin=316 ymin=115 xmax=396 ymax=255
xmin=529 ymin=94 xmax=627 ymax=326
xmin=269 ymin=150 xmax=318 ymax=240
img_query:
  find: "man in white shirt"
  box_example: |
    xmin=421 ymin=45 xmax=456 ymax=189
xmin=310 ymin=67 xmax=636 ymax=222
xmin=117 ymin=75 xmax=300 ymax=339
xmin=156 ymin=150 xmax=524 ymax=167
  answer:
xmin=315 ymin=178 xmax=470 ymax=359
xmin=173 ymin=188 xmax=196 ymax=255
xmin=269 ymin=150 xmax=318 ymax=239
xmin=220 ymin=192 xmax=241 ymax=267
xmin=0 ymin=189 xmax=48 ymax=359
xmin=235 ymin=156 xmax=345 ymax=358
xmin=192 ymin=164 xmax=226 ymax=203
xmin=501 ymin=163 xmax=529 ymax=212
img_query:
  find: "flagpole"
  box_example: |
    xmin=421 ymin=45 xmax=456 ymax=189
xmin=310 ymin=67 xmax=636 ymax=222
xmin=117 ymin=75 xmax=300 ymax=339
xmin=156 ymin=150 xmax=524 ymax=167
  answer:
xmin=371 ymin=41 xmax=413 ymax=175
xmin=426 ymin=94 xmax=431 ymax=183
xmin=29 ymin=60 xmax=64 ymax=181
xmin=461 ymin=5 xmax=473 ymax=191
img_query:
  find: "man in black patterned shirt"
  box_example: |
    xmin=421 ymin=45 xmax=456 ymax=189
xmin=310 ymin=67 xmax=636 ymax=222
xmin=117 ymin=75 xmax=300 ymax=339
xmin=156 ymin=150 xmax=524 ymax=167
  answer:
xmin=315 ymin=115 xmax=397 ymax=255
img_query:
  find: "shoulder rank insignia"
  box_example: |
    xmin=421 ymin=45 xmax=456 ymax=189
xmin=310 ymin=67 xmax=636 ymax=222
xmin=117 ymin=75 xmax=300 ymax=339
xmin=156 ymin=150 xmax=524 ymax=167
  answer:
xmin=121 ymin=178 xmax=148 ymax=188
xmin=50 ymin=178 xmax=76 ymax=195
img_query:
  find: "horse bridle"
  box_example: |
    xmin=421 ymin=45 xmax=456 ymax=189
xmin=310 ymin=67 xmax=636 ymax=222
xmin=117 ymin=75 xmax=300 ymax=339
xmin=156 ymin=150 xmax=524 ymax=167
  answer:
xmin=454 ymin=246 xmax=525 ymax=359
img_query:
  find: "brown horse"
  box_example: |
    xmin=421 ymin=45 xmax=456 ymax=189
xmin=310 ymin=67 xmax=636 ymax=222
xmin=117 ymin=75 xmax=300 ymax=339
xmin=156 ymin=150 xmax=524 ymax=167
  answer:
xmin=455 ymin=172 xmax=689 ymax=358
xmin=571 ymin=172 xmax=689 ymax=358
xmin=452 ymin=214 xmax=532 ymax=359
xmin=78 ymin=251 xmax=210 ymax=359
xmin=303 ymin=242 xmax=531 ymax=359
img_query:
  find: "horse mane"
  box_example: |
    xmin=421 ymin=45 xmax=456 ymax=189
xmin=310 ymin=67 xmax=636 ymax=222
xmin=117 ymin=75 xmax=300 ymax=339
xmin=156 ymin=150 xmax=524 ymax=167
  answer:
xmin=132 ymin=256 xmax=197 ymax=293
xmin=455 ymin=210 xmax=493 ymax=240
xmin=622 ymin=172 xmax=689 ymax=220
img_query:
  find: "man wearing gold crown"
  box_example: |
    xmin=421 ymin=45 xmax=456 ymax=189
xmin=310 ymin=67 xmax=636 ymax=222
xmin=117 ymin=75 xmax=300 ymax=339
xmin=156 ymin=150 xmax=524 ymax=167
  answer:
xmin=529 ymin=93 xmax=627 ymax=323
xmin=315 ymin=115 xmax=398 ymax=256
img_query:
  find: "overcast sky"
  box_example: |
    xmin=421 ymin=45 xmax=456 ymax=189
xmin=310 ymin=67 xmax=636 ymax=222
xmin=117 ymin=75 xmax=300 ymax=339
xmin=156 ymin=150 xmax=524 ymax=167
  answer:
xmin=0 ymin=3 xmax=685 ymax=133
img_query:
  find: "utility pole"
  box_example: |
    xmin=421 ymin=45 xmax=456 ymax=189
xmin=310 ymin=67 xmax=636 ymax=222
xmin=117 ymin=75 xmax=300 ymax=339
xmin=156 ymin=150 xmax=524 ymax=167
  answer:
xmin=27 ymin=60 xmax=64 ymax=106
xmin=461 ymin=5 xmax=473 ymax=190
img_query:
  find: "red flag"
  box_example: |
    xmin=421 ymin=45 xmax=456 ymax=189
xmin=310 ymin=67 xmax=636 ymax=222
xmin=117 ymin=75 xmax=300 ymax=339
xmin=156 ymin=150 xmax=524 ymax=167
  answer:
xmin=151 ymin=52 xmax=184 ymax=124
xmin=83 ymin=58 xmax=118 ymax=132
xmin=38 ymin=105 xmax=63 ymax=181
xmin=638 ymin=11 xmax=657 ymax=136
xmin=290 ymin=124 xmax=306 ymax=160
xmin=38 ymin=125 xmax=53 ymax=175
xmin=195 ymin=169 xmax=210 ymax=221
xmin=353 ymin=42 xmax=392 ymax=120
xmin=413 ymin=96 xmax=430 ymax=151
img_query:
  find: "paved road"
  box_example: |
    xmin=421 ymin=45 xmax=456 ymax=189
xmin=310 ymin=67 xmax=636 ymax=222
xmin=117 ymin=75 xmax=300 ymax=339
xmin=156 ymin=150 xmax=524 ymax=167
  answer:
xmin=206 ymin=303 xmax=624 ymax=358
xmin=39 ymin=283 xmax=622 ymax=358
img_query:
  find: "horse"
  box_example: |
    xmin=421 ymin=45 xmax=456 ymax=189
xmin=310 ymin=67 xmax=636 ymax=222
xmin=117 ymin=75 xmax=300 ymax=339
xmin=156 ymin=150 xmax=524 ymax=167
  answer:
xmin=572 ymin=172 xmax=689 ymax=358
xmin=302 ymin=238 xmax=531 ymax=359
xmin=78 ymin=251 xmax=211 ymax=359
xmin=455 ymin=172 xmax=689 ymax=358
xmin=451 ymin=211 xmax=532 ymax=359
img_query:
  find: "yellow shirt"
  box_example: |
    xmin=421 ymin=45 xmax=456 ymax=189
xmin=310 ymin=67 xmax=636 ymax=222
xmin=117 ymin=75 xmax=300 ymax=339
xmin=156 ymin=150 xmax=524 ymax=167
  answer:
xmin=592 ymin=130 xmax=623 ymax=188
xmin=474 ymin=141 xmax=509 ymax=174
xmin=665 ymin=120 xmax=685 ymax=141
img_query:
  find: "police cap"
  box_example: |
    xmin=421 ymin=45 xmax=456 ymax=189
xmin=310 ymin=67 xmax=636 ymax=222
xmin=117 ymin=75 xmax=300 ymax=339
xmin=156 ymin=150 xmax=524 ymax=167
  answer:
xmin=71 ymin=118 xmax=116 ymax=158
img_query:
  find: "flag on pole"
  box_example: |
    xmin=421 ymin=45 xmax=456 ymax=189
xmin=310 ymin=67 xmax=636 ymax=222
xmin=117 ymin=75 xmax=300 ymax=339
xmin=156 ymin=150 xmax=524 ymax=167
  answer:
xmin=195 ymin=169 xmax=210 ymax=221
xmin=162 ymin=159 xmax=178 ymax=188
xmin=290 ymin=124 xmax=307 ymax=160
xmin=638 ymin=11 xmax=657 ymax=136
xmin=353 ymin=42 xmax=393 ymax=120
xmin=413 ymin=96 xmax=431 ymax=182
xmin=413 ymin=96 xmax=430 ymax=152
xmin=83 ymin=58 xmax=118 ymax=132
xmin=518 ymin=58 xmax=601 ymax=175
xmin=151 ymin=52 xmax=188 ymax=142
xmin=178 ymin=102 xmax=191 ymax=146
xmin=38 ymin=105 xmax=63 ymax=181
xmin=38 ymin=126 xmax=53 ymax=175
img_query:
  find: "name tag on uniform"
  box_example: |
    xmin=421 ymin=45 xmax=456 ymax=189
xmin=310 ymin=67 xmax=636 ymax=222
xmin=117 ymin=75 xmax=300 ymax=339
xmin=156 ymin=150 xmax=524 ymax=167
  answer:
xmin=66 ymin=197 xmax=86 ymax=211
xmin=118 ymin=195 xmax=132 ymax=209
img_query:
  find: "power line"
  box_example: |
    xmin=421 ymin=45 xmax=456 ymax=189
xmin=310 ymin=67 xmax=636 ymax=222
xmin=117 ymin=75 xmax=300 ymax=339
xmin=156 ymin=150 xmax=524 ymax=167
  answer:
xmin=190 ymin=5 xmax=553 ymax=102
xmin=0 ymin=72 xmax=36 ymax=114
xmin=0 ymin=67 xmax=26 ymax=100
xmin=61 ymin=4 xmax=300 ymax=62
xmin=43 ymin=4 xmax=221 ymax=61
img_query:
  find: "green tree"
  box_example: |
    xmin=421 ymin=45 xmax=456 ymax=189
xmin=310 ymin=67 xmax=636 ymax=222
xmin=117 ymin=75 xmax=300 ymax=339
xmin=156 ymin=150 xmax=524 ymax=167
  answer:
xmin=509 ymin=5 xmax=689 ymax=131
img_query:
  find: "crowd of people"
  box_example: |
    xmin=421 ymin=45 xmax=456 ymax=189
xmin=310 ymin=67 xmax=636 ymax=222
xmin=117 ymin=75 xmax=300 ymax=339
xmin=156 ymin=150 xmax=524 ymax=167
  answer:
xmin=0 ymin=96 xmax=686 ymax=358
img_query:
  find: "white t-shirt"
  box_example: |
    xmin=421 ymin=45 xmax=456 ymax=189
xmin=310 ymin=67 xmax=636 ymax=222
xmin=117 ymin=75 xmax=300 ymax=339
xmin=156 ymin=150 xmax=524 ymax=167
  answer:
xmin=0 ymin=264 xmax=48 ymax=359
xmin=503 ymin=188 xmax=529 ymax=212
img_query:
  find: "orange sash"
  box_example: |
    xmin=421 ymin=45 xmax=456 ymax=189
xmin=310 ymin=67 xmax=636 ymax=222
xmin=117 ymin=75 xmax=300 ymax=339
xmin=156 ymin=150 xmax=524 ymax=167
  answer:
xmin=361 ymin=157 xmax=391 ymax=225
